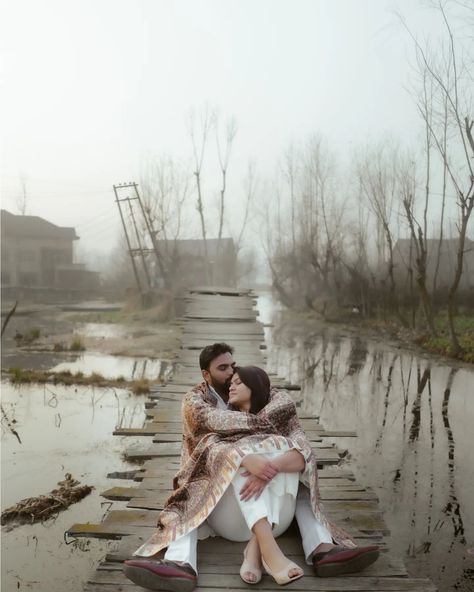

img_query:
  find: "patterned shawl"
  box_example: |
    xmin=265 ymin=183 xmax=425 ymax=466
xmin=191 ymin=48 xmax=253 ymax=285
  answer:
xmin=135 ymin=382 xmax=355 ymax=556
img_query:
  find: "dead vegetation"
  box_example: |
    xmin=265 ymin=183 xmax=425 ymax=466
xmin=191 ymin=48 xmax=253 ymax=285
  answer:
xmin=1 ymin=474 xmax=93 ymax=529
xmin=5 ymin=367 xmax=154 ymax=393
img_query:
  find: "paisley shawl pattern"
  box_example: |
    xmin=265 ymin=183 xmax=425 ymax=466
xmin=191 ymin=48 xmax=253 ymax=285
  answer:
xmin=134 ymin=382 xmax=355 ymax=556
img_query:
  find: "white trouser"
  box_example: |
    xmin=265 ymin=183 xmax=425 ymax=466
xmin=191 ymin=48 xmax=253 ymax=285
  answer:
xmin=164 ymin=482 xmax=332 ymax=573
xmin=207 ymin=460 xmax=299 ymax=540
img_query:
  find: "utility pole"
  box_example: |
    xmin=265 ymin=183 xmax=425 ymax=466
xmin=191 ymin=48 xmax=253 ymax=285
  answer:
xmin=113 ymin=182 xmax=163 ymax=305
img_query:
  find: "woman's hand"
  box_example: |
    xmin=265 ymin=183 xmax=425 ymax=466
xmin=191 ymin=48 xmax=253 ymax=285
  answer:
xmin=241 ymin=454 xmax=279 ymax=481
xmin=239 ymin=474 xmax=268 ymax=501
xmin=272 ymin=449 xmax=306 ymax=473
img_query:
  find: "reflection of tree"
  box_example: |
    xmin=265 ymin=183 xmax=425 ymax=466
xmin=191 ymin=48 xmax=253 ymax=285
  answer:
xmin=399 ymin=356 xmax=414 ymax=437
xmin=440 ymin=368 xmax=465 ymax=548
xmin=346 ymin=336 xmax=368 ymax=376
xmin=375 ymin=354 xmax=397 ymax=449
xmin=409 ymin=365 xmax=431 ymax=442
xmin=322 ymin=339 xmax=340 ymax=391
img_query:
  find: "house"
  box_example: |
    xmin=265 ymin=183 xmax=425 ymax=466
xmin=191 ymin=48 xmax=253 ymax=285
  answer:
xmin=393 ymin=237 xmax=474 ymax=292
xmin=1 ymin=209 xmax=100 ymax=299
xmin=153 ymin=237 xmax=237 ymax=288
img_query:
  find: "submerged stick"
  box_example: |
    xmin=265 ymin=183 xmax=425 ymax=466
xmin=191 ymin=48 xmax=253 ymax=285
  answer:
xmin=1 ymin=300 xmax=18 ymax=337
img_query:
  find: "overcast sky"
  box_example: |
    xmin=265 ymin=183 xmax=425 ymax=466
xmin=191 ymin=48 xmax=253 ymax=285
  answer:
xmin=0 ymin=0 xmax=469 ymax=263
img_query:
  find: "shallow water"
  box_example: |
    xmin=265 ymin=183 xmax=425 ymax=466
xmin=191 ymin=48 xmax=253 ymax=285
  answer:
xmin=258 ymin=291 xmax=474 ymax=592
xmin=51 ymin=352 xmax=174 ymax=381
xmin=1 ymin=381 xmax=149 ymax=592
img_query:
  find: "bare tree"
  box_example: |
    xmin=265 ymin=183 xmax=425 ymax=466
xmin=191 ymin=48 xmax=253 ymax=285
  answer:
xmin=403 ymin=2 xmax=474 ymax=353
xmin=235 ymin=161 xmax=256 ymax=250
xmin=399 ymin=155 xmax=437 ymax=335
xmin=16 ymin=174 xmax=28 ymax=215
xmin=140 ymin=155 xmax=191 ymax=288
xmin=357 ymin=142 xmax=408 ymax=326
xmin=187 ymin=105 xmax=214 ymax=283
xmin=215 ymin=114 xmax=237 ymax=243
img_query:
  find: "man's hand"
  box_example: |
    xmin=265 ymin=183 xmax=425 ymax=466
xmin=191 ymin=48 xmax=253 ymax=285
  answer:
xmin=239 ymin=474 xmax=268 ymax=501
xmin=240 ymin=454 xmax=279 ymax=481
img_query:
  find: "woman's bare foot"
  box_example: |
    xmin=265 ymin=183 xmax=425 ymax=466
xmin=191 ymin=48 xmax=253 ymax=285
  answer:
xmin=240 ymin=536 xmax=262 ymax=584
xmin=261 ymin=549 xmax=303 ymax=580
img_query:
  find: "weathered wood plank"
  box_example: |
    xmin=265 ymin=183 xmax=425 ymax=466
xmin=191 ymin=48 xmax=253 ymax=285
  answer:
xmin=97 ymin=551 xmax=406 ymax=576
xmin=107 ymin=533 xmax=387 ymax=562
xmin=85 ymin=569 xmax=436 ymax=591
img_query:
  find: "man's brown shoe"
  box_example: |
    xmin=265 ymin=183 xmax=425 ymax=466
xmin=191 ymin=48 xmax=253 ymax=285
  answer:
xmin=123 ymin=558 xmax=197 ymax=592
xmin=313 ymin=545 xmax=379 ymax=577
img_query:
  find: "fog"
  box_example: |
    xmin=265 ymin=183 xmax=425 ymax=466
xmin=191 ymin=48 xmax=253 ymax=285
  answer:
xmin=0 ymin=0 xmax=472 ymax=268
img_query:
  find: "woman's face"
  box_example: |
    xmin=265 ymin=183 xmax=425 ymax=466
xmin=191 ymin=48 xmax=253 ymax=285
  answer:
xmin=228 ymin=373 xmax=252 ymax=412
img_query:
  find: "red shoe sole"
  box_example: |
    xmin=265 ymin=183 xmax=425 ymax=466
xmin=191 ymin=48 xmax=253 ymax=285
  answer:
xmin=123 ymin=564 xmax=197 ymax=592
xmin=314 ymin=549 xmax=380 ymax=577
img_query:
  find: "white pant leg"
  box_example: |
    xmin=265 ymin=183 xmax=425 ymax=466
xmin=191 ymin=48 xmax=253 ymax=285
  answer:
xmin=164 ymin=528 xmax=198 ymax=574
xmin=295 ymin=486 xmax=333 ymax=564
xmin=207 ymin=468 xmax=298 ymax=541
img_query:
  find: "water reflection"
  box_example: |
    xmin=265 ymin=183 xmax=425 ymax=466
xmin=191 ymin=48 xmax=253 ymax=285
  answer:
xmin=1 ymin=380 xmax=146 ymax=592
xmin=263 ymin=301 xmax=474 ymax=592
xmin=51 ymin=352 xmax=174 ymax=381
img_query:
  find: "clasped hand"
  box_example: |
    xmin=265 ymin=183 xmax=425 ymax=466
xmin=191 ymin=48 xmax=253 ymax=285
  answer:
xmin=239 ymin=454 xmax=279 ymax=501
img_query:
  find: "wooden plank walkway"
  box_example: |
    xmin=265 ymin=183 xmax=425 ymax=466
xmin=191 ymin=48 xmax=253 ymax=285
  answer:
xmin=67 ymin=287 xmax=436 ymax=592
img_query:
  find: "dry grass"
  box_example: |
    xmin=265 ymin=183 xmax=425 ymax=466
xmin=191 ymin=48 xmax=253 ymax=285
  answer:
xmin=1 ymin=473 xmax=93 ymax=529
xmin=6 ymin=367 xmax=154 ymax=393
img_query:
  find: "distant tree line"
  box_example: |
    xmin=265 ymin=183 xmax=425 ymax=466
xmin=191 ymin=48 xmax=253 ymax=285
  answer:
xmin=264 ymin=3 xmax=474 ymax=355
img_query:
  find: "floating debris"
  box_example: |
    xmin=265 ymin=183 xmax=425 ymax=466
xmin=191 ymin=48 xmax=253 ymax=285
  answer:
xmin=1 ymin=473 xmax=93 ymax=529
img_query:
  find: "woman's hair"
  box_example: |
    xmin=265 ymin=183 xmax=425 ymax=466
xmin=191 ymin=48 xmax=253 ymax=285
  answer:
xmin=233 ymin=366 xmax=271 ymax=414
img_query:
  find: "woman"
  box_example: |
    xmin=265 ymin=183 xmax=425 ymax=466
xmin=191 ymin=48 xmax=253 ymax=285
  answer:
xmin=207 ymin=366 xmax=305 ymax=585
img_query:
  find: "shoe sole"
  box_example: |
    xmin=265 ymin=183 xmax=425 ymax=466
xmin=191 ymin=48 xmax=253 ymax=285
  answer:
xmin=123 ymin=564 xmax=197 ymax=592
xmin=314 ymin=549 xmax=380 ymax=577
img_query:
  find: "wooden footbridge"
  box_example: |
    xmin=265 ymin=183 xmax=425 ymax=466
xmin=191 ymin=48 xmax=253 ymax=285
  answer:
xmin=67 ymin=287 xmax=436 ymax=592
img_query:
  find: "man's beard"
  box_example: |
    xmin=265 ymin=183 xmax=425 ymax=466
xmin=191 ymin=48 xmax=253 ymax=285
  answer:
xmin=210 ymin=375 xmax=231 ymax=398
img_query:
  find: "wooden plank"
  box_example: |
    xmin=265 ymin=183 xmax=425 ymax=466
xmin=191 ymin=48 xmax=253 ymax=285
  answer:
xmin=97 ymin=551 xmax=407 ymax=576
xmin=85 ymin=569 xmax=436 ymax=590
xmin=107 ymin=533 xmax=387 ymax=562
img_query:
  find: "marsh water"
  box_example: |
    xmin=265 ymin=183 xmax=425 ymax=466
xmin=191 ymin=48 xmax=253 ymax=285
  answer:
xmin=1 ymin=297 xmax=473 ymax=592
xmin=0 ymin=381 xmax=152 ymax=591
xmin=258 ymin=291 xmax=474 ymax=592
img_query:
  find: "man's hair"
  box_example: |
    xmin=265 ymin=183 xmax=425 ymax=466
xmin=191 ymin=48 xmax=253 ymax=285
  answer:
xmin=199 ymin=343 xmax=234 ymax=371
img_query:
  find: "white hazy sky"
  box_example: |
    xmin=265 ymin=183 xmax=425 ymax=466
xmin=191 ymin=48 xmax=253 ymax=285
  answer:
xmin=0 ymin=0 xmax=467 ymax=262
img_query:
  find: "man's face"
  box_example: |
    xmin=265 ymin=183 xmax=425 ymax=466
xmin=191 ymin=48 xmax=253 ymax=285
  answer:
xmin=202 ymin=352 xmax=235 ymax=397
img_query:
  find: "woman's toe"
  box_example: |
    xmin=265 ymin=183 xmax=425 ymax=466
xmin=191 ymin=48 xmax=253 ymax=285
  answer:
xmin=289 ymin=567 xmax=303 ymax=578
xmin=244 ymin=571 xmax=256 ymax=582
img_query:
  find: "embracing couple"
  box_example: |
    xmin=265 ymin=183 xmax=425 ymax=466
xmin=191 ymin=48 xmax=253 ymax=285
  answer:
xmin=124 ymin=343 xmax=379 ymax=590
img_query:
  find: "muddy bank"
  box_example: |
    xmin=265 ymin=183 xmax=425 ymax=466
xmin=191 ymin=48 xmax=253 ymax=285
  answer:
xmin=276 ymin=308 xmax=474 ymax=368
xmin=1 ymin=304 xmax=181 ymax=373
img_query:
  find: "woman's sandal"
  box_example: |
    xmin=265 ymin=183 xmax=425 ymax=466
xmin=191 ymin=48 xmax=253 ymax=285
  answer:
xmin=261 ymin=557 xmax=304 ymax=586
xmin=240 ymin=544 xmax=262 ymax=584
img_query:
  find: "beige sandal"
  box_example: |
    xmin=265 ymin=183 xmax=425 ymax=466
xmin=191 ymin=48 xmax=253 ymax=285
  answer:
xmin=262 ymin=557 xmax=304 ymax=586
xmin=240 ymin=544 xmax=262 ymax=584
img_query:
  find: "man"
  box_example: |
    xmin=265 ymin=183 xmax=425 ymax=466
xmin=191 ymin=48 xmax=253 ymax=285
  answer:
xmin=124 ymin=343 xmax=379 ymax=590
